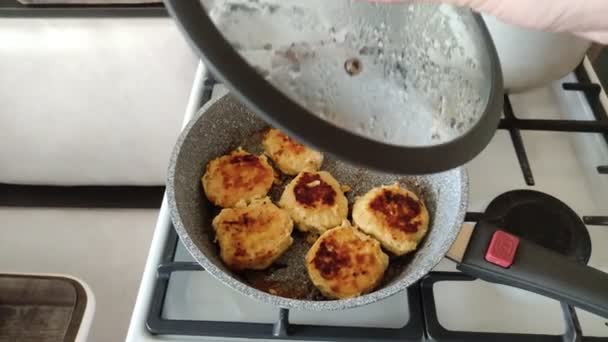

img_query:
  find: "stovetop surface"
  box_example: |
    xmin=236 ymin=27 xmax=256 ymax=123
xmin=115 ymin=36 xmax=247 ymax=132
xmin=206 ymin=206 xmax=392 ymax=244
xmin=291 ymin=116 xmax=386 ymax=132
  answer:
xmin=129 ymin=63 xmax=608 ymax=342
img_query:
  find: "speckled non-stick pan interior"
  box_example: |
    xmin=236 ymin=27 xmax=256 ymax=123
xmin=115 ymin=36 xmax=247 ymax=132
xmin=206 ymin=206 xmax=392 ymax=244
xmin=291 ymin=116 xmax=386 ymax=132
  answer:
xmin=167 ymin=94 xmax=468 ymax=311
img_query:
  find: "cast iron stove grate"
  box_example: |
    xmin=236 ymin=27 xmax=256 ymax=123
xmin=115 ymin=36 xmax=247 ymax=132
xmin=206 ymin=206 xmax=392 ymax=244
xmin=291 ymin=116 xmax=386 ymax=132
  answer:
xmin=147 ymin=65 xmax=608 ymax=341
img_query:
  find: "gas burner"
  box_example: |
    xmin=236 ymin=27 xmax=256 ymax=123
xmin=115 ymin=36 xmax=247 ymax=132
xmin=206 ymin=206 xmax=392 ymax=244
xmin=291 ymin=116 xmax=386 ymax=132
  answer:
xmin=484 ymin=190 xmax=591 ymax=265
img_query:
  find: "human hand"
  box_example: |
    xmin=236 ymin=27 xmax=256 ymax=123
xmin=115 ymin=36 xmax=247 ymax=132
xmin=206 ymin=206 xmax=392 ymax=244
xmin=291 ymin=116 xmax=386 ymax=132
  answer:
xmin=372 ymin=0 xmax=608 ymax=43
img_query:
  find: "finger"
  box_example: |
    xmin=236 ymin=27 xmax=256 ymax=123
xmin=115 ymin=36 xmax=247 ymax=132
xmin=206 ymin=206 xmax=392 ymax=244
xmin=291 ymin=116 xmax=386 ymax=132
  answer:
xmin=574 ymin=31 xmax=608 ymax=45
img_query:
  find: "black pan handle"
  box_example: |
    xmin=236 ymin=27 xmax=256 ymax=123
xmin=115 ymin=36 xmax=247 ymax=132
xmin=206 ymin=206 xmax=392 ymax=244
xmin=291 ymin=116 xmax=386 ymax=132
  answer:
xmin=456 ymin=221 xmax=608 ymax=318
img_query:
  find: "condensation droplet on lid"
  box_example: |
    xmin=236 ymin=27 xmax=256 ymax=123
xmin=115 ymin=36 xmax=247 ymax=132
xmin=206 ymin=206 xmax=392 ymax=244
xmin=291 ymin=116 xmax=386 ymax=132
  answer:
xmin=358 ymin=122 xmax=367 ymax=133
xmin=382 ymin=129 xmax=390 ymax=140
xmin=288 ymin=69 xmax=301 ymax=79
xmin=449 ymin=118 xmax=456 ymax=129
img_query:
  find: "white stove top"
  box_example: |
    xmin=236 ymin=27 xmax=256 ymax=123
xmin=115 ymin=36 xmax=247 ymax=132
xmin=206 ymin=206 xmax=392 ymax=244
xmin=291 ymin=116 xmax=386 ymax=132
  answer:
xmin=127 ymin=61 xmax=608 ymax=342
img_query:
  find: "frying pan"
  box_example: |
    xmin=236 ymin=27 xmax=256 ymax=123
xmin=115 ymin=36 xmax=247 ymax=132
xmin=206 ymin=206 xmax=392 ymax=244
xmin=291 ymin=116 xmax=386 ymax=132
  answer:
xmin=167 ymin=94 xmax=608 ymax=316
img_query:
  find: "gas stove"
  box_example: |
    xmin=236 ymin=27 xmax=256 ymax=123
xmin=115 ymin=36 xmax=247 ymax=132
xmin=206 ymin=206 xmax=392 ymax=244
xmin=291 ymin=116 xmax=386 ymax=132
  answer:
xmin=127 ymin=59 xmax=608 ymax=342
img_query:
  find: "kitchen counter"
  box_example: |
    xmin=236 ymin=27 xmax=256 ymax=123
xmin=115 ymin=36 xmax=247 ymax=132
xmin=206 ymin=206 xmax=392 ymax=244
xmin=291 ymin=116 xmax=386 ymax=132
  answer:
xmin=0 ymin=13 xmax=197 ymax=185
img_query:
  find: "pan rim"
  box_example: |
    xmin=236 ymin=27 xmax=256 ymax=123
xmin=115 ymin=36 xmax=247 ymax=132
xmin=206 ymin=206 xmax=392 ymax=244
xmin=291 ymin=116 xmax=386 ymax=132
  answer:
xmin=166 ymin=94 xmax=469 ymax=311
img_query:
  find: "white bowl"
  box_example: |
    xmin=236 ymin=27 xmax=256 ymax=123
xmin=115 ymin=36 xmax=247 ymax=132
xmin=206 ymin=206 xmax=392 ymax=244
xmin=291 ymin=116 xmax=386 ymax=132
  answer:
xmin=483 ymin=14 xmax=591 ymax=93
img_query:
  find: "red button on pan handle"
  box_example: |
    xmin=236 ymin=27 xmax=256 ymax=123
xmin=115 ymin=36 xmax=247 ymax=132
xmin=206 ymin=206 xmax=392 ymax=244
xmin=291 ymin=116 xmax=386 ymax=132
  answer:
xmin=485 ymin=230 xmax=520 ymax=268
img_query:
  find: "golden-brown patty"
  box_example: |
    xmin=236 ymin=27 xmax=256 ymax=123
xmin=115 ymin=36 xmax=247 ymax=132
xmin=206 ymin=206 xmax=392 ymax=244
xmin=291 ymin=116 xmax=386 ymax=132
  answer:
xmin=212 ymin=198 xmax=294 ymax=271
xmin=352 ymin=184 xmax=429 ymax=256
xmin=305 ymin=221 xmax=389 ymax=299
xmin=279 ymin=171 xmax=348 ymax=234
xmin=262 ymin=128 xmax=323 ymax=176
xmin=202 ymin=148 xmax=274 ymax=208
